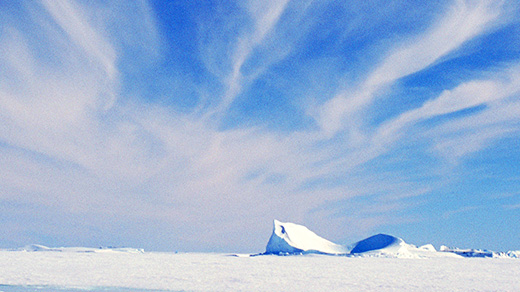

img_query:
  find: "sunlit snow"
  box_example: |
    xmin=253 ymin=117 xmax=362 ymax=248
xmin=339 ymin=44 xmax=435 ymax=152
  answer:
xmin=1 ymin=250 xmax=519 ymax=292
xmin=264 ymin=220 xmax=348 ymax=255
xmin=1 ymin=221 xmax=519 ymax=291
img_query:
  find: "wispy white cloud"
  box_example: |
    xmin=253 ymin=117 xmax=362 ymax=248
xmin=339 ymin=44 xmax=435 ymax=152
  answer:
xmin=424 ymin=69 xmax=520 ymax=160
xmin=1 ymin=0 xmax=520 ymax=251
xmin=503 ymin=203 xmax=520 ymax=210
xmin=203 ymin=0 xmax=291 ymax=119
xmin=0 ymin=0 xmax=164 ymax=185
xmin=41 ymin=0 xmax=116 ymax=78
xmin=372 ymin=64 xmax=520 ymax=150
xmin=316 ymin=0 xmax=503 ymax=137
xmin=41 ymin=0 xmax=118 ymax=109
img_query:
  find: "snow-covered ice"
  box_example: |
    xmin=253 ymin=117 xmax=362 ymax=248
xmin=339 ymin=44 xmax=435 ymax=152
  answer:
xmin=263 ymin=220 xmax=519 ymax=259
xmin=1 ymin=250 xmax=519 ymax=292
xmin=1 ymin=221 xmax=519 ymax=291
xmin=264 ymin=220 xmax=348 ymax=255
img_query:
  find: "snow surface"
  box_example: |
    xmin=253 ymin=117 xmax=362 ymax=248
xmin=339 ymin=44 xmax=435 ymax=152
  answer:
xmin=1 ymin=250 xmax=519 ymax=292
xmin=1 ymin=221 xmax=519 ymax=291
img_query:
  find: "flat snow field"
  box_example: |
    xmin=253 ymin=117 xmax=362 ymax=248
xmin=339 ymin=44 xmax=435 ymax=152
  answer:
xmin=1 ymin=251 xmax=519 ymax=292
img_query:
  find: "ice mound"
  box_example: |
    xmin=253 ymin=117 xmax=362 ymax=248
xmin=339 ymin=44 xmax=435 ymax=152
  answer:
xmin=350 ymin=234 xmax=402 ymax=254
xmin=348 ymin=234 xmax=425 ymax=258
xmin=349 ymin=237 xmax=462 ymax=258
xmin=22 ymin=244 xmax=55 ymax=252
xmin=418 ymin=244 xmax=436 ymax=252
xmin=264 ymin=220 xmax=349 ymax=255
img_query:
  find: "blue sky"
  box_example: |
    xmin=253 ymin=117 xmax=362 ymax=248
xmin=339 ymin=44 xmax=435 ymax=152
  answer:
xmin=1 ymin=0 xmax=520 ymax=253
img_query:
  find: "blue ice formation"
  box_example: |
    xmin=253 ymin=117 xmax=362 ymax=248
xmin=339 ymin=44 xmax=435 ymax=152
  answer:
xmin=350 ymin=234 xmax=402 ymax=254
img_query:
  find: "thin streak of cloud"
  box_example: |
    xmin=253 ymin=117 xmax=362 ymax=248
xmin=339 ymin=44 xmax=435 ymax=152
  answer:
xmin=364 ymin=0 xmax=501 ymax=88
xmin=206 ymin=0 xmax=291 ymax=119
xmin=503 ymin=204 xmax=520 ymax=210
xmin=41 ymin=0 xmax=118 ymax=109
xmin=374 ymin=65 xmax=520 ymax=148
xmin=317 ymin=0 xmax=503 ymax=137
xmin=312 ymin=61 xmax=520 ymax=177
xmin=41 ymin=0 xmax=116 ymax=76
xmin=443 ymin=206 xmax=480 ymax=219
xmin=423 ymin=69 xmax=520 ymax=160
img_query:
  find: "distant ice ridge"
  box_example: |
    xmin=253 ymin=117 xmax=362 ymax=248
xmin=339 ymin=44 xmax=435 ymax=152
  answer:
xmin=10 ymin=244 xmax=144 ymax=253
xmin=263 ymin=220 xmax=518 ymax=258
xmin=440 ymin=246 xmax=520 ymax=258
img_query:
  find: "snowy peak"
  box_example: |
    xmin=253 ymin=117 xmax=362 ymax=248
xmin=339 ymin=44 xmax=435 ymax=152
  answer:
xmin=264 ymin=220 xmax=348 ymax=255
